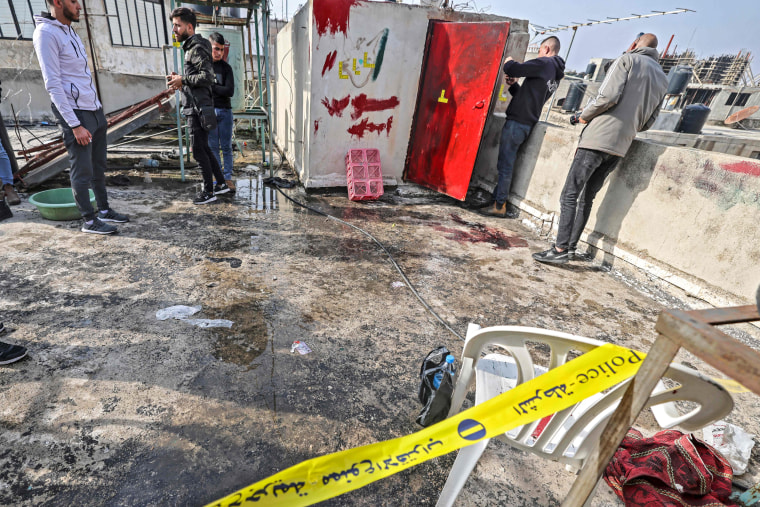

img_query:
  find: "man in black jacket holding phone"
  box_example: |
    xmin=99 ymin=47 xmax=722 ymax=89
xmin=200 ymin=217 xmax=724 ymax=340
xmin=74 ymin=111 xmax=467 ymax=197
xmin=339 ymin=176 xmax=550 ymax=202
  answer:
xmin=481 ymin=36 xmax=565 ymax=218
xmin=167 ymin=7 xmax=228 ymax=204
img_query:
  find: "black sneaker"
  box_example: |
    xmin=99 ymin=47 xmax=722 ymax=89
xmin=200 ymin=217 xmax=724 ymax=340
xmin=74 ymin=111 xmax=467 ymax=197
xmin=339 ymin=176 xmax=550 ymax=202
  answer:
xmin=0 ymin=200 xmax=12 ymax=222
xmin=193 ymin=191 xmax=217 ymax=205
xmin=81 ymin=217 xmax=117 ymax=235
xmin=213 ymin=183 xmax=231 ymax=195
xmin=99 ymin=209 xmax=130 ymax=223
xmin=532 ymin=246 xmax=570 ymax=264
xmin=0 ymin=341 xmax=27 ymax=365
xmin=569 ymin=248 xmax=592 ymax=262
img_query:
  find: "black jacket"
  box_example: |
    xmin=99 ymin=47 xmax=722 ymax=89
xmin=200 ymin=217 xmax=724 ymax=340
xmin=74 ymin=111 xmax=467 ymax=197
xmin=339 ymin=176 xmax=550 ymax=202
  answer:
xmin=180 ymin=34 xmax=215 ymax=115
xmin=211 ymin=60 xmax=234 ymax=109
xmin=503 ymin=55 xmax=565 ymax=127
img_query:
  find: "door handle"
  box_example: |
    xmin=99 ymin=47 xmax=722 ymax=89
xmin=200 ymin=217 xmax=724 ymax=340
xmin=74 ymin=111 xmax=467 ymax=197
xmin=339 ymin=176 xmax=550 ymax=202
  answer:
xmin=473 ymin=100 xmax=485 ymax=109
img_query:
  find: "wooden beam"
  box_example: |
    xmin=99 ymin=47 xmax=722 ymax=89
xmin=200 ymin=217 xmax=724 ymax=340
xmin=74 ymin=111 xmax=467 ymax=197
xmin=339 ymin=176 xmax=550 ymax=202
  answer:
xmin=685 ymin=305 xmax=760 ymax=325
xmin=656 ymin=310 xmax=760 ymax=395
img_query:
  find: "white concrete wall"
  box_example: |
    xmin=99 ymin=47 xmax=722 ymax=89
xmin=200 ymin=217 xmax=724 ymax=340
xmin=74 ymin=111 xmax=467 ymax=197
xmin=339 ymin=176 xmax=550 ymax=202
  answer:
xmin=639 ymin=129 xmax=760 ymax=158
xmin=273 ymin=3 xmax=311 ymax=175
xmin=508 ymin=123 xmax=760 ymax=302
xmin=274 ymin=0 xmax=528 ymax=188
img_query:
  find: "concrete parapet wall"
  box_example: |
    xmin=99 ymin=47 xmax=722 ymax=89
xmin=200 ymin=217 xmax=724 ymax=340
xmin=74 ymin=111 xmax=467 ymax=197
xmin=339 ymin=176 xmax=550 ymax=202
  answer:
xmin=507 ymin=122 xmax=760 ymax=303
xmin=639 ymin=129 xmax=760 ymax=159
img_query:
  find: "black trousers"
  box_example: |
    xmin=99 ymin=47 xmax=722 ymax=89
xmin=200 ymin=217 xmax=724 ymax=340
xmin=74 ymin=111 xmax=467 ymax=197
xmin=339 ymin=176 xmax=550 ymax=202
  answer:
xmin=52 ymin=105 xmax=110 ymax=220
xmin=188 ymin=114 xmax=224 ymax=193
xmin=555 ymin=148 xmax=621 ymax=250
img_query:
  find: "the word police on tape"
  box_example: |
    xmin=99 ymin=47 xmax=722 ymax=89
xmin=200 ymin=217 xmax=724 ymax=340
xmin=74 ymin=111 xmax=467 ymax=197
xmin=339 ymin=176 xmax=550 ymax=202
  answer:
xmin=206 ymin=345 xmax=646 ymax=507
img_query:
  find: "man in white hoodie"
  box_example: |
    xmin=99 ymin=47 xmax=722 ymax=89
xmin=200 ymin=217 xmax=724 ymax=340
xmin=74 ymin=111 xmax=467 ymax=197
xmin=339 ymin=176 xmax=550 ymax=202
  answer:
xmin=33 ymin=0 xmax=129 ymax=234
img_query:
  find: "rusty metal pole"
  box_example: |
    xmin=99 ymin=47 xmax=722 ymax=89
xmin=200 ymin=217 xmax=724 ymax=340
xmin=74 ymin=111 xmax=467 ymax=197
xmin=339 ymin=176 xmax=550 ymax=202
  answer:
xmin=253 ymin=7 xmax=266 ymax=164
xmin=262 ymin=2 xmax=274 ymax=177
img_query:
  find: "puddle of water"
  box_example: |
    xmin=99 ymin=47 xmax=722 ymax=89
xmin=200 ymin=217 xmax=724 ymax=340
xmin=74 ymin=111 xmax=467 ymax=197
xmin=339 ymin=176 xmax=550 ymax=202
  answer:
xmin=235 ymin=176 xmax=278 ymax=213
xmin=432 ymin=213 xmax=528 ymax=250
xmin=208 ymin=300 xmax=271 ymax=370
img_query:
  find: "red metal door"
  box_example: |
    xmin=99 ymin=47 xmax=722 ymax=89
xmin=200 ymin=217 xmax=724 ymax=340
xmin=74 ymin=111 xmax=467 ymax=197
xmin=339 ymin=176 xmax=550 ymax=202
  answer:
xmin=404 ymin=21 xmax=510 ymax=200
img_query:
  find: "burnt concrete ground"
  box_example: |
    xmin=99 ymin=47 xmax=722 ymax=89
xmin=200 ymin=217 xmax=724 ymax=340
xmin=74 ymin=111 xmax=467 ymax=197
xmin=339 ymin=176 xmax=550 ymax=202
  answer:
xmin=1 ymin=135 xmax=759 ymax=506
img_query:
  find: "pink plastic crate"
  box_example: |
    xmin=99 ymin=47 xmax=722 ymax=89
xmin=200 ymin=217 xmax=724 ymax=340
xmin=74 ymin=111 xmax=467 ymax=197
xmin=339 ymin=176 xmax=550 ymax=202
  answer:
xmin=346 ymin=149 xmax=383 ymax=201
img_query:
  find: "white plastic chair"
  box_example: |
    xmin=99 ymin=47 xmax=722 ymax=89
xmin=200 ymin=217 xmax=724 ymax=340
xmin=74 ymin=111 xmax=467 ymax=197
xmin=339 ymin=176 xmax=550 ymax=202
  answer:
xmin=436 ymin=324 xmax=734 ymax=507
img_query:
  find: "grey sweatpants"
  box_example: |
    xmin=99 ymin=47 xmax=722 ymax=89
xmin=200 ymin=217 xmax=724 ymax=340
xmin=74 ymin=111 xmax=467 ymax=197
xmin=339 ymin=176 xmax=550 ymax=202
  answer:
xmin=52 ymin=105 xmax=109 ymax=220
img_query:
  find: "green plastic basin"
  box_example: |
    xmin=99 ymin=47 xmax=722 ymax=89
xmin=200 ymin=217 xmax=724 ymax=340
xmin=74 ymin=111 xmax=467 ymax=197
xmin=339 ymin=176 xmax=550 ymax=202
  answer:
xmin=29 ymin=188 xmax=96 ymax=221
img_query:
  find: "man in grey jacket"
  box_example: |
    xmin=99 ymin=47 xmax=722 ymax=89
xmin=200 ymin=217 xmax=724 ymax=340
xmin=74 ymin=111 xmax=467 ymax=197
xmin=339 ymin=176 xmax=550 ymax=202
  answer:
xmin=533 ymin=33 xmax=668 ymax=264
xmin=33 ymin=0 xmax=129 ymax=234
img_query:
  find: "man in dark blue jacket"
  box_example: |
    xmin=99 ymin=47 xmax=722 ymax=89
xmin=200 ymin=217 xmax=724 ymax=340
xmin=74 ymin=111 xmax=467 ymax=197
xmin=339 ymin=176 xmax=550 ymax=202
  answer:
xmin=482 ymin=36 xmax=565 ymax=218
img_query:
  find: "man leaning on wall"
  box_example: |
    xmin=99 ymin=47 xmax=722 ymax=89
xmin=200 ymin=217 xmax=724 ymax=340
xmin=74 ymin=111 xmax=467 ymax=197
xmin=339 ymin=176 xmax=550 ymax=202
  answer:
xmin=481 ymin=36 xmax=565 ymax=219
xmin=33 ymin=0 xmax=130 ymax=234
xmin=532 ymin=33 xmax=668 ymax=265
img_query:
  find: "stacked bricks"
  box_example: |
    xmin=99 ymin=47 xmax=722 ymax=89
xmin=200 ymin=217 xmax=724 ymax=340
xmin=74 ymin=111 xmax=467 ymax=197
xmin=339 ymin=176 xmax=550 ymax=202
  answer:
xmin=345 ymin=149 xmax=383 ymax=201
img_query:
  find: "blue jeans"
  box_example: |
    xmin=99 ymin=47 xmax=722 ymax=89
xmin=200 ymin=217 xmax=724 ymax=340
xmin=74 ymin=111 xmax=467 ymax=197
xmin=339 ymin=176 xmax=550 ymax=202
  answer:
xmin=493 ymin=119 xmax=533 ymax=204
xmin=0 ymin=140 xmax=12 ymax=185
xmin=208 ymin=108 xmax=234 ymax=181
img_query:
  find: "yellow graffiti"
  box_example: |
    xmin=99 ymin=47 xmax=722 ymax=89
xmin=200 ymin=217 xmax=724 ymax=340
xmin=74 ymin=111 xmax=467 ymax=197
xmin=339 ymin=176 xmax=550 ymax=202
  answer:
xmin=352 ymin=59 xmax=361 ymax=75
xmin=498 ymin=84 xmax=509 ymax=102
xmin=363 ymin=52 xmax=375 ymax=68
xmin=339 ymin=61 xmax=349 ymax=80
xmin=438 ymin=89 xmax=449 ymax=103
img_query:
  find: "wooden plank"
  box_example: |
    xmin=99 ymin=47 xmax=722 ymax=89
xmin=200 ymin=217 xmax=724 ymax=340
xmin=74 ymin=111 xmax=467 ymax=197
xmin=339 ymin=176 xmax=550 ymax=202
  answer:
xmin=685 ymin=305 xmax=760 ymax=325
xmin=562 ymin=336 xmax=681 ymax=507
xmin=23 ymin=102 xmax=165 ymax=188
xmin=656 ymin=309 xmax=760 ymax=395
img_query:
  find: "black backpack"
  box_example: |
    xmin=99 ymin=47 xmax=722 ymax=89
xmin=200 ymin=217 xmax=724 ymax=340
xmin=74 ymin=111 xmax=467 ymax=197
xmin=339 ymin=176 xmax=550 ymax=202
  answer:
xmin=416 ymin=346 xmax=455 ymax=427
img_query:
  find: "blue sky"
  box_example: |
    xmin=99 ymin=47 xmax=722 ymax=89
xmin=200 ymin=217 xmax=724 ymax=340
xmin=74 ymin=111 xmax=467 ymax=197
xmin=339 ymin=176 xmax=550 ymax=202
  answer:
xmin=482 ymin=0 xmax=759 ymax=74
xmin=273 ymin=1 xmax=758 ymax=76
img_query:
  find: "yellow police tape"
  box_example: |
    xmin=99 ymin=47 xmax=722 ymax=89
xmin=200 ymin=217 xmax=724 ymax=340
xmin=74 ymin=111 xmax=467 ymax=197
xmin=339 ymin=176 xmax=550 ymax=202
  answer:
xmin=206 ymin=344 xmax=646 ymax=507
xmin=713 ymin=378 xmax=749 ymax=394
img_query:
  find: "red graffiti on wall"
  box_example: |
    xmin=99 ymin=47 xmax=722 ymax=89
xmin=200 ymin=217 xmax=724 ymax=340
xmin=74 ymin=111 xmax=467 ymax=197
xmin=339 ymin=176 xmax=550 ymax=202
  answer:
xmin=321 ymin=95 xmax=350 ymax=117
xmin=314 ymin=119 xmax=321 ymax=133
xmin=322 ymin=50 xmax=338 ymax=76
xmin=720 ymin=161 xmax=760 ymax=177
xmin=350 ymin=94 xmax=400 ymax=120
xmin=347 ymin=116 xmax=393 ymax=138
xmin=314 ymin=0 xmax=360 ymax=37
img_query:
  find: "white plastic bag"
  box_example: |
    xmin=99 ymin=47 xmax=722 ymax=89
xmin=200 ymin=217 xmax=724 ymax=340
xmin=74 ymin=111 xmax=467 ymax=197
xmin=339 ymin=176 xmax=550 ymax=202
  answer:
xmin=184 ymin=318 xmax=234 ymax=329
xmin=156 ymin=305 xmax=201 ymax=320
xmin=702 ymin=420 xmax=755 ymax=475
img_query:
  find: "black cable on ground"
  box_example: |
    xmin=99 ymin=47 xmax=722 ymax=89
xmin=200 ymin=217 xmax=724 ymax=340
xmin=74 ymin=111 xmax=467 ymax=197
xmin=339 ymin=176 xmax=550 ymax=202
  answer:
xmin=265 ymin=177 xmax=465 ymax=342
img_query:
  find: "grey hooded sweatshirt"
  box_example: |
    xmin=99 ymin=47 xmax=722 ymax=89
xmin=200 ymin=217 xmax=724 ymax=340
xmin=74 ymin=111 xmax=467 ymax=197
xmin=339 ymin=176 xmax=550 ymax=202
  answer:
xmin=33 ymin=13 xmax=101 ymax=129
xmin=578 ymin=46 xmax=668 ymax=157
